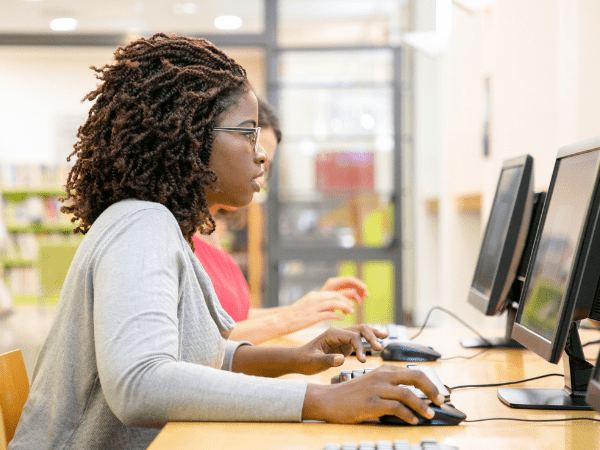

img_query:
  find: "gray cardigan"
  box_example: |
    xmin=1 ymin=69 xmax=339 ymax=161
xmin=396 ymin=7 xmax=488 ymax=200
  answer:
xmin=9 ymin=200 xmax=308 ymax=450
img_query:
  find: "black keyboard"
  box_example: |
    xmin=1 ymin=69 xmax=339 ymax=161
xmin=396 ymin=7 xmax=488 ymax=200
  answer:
xmin=323 ymin=438 xmax=459 ymax=449
xmin=331 ymin=364 xmax=451 ymax=402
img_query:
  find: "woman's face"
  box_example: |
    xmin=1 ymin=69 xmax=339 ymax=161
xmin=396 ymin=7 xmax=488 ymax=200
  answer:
xmin=206 ymin=91 xmax=268 ymax=209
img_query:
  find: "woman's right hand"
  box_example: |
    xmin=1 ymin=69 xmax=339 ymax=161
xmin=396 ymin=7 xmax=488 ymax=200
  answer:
xmin=301 ymin=364 xmax=445 ymax=425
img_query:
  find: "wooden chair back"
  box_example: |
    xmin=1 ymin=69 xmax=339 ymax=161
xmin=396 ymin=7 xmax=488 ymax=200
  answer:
xmin=0 ymin=350 xmax=29 ymax=445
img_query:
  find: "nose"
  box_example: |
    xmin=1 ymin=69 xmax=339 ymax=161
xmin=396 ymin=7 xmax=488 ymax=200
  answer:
xmin=255 ymin=144 xmax=268 ymax=165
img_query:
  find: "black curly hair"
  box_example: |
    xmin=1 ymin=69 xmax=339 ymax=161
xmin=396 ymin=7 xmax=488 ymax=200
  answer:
xmin=60 ymin=33 xmax=251 ymax=244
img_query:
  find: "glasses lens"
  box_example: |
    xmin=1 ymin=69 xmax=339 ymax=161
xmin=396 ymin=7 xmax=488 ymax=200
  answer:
xmin=253 ymin=128 xmax=260 ymax=153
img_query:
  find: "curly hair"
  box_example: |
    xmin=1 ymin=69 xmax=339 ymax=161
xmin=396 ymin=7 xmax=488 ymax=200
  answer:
xmin=60 ymin=33 xmax=251 ymax=244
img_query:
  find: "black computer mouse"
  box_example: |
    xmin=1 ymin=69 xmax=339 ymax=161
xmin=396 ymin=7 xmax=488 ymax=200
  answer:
xmin=379 ymin=402 xmax=466 ymax=426
xmin=380 ymin=341 xmax=441 ymax=362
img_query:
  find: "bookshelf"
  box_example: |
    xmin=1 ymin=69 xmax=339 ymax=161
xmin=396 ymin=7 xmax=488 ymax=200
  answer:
xmin=1 ymin=165 xmax=80 ymax=306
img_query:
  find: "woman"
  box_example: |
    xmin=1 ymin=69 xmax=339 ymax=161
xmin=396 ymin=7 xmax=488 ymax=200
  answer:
xmin=9 ymin=34 xmax=443 ymax=450
xmin=193 ymin=97 xmax=369 ymax=344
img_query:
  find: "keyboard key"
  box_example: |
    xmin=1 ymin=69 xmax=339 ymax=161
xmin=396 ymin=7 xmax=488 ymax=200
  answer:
xmin=392 ymin=440 xmax=410 ymax=450
xmin=324 ymin=439 xmax=459 ymax=450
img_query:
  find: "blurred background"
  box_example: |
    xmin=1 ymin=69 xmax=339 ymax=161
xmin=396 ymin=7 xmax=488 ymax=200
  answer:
xmin=1 ymin=0 xmax=600 ymax=345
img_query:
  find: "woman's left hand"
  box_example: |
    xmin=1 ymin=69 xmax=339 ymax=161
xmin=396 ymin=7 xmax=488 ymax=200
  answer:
xmin=295 ymin=325 xmax=388 ymax=375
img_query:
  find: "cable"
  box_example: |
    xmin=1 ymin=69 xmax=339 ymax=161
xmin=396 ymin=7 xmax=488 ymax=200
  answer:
xmin=583 ymin=339 xmax=600 ymax=348
xmin=410 ymin=306 xmax=492 ymax=345
xmin=465 ymin=417 xmax=600 ymax=423
xmin=449 ymin=373 xmax=564 ymax=391
xmin=440 ymin=348 xmax=488 ymax=361
xmin=410 ymin=306 xmax=492 ymax=360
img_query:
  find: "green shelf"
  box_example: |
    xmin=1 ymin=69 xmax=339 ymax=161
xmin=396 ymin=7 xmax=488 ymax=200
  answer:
xmin=1 ymin=188 xmax=67 ymax=202
xmin=2 ymin=258 xmax=35 ymax=268
xmin=6 ymin=223 xmax=74 ymax=234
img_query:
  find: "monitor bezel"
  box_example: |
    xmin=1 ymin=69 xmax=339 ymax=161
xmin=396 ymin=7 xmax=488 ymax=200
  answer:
xmin=512 ymin=136 xmax=600 ymax=364
xmin=467 ymin=154 xmax=534 ymax=316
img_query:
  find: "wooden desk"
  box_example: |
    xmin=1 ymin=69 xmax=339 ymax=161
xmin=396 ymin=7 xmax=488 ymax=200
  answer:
xmin=148 ymin=327 xmax=600 ymax=450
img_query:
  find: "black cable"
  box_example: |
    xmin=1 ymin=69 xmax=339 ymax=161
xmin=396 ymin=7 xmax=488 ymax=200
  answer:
xmin=449 ymin=373 xmax=564 ymax=391
xmin=410 ymin=306 xmax=492 ymax=360
xmin=583 ymin=339 xmax=600 ymax=347
xmin=440 ymin=348 xmax=488 ymax=361
xmin=465 ymin=417 xmax=600 ymax=423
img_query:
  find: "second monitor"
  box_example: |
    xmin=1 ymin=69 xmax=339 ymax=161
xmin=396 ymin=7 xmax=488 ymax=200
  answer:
xmin=461 ymin=154 xmax=546 ymax=348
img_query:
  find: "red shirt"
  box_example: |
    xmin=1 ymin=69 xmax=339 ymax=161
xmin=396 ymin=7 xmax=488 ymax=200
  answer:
xmin=192 ymin=235 xmax=250 ymax=322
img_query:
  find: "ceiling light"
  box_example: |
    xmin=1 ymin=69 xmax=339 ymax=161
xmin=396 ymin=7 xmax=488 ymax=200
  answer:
xmin=50 ymin=17 xmax=77 ymax=32
xmin=172 ymin=2 xmax=198 ymax=15
xmin=360 ymin=114 xmax=375 ymax=130
xmin=214 ymin=15 xmax=243 ymax=30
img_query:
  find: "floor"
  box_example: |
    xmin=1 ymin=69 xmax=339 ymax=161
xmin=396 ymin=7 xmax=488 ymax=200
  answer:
xmin=0 ymin=304 xmax=56 ymax=382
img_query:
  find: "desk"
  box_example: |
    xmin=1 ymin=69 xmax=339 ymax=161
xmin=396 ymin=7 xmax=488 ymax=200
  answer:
xmin=148 ymin=327 xmax=600 ymax=450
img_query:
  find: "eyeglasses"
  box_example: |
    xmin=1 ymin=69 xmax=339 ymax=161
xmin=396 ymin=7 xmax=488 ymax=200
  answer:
xmin=213 ymin=126 xmax=261 ymax=153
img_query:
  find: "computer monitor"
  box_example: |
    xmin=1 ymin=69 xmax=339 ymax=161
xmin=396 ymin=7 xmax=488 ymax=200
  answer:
xmin=461 ymin=155 xmax=544 ymax=349
xmin=586 ymin=347 xmax=600 ymax=412
xmin=497 ymin=135 xmax=600 ymax=410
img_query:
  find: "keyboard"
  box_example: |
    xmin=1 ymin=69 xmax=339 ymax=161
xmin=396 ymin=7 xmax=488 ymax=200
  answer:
xmin=362 ymin=323 xmax=411 ymax=355
xmin=331 ymin=364 xmax=451 ymax=402
xmin=323 ymin=438 xmax=459 ymax=450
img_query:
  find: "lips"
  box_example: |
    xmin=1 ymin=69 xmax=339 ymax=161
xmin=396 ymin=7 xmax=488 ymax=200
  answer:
xmin=252 ymin=170 xmax=265 ymax=191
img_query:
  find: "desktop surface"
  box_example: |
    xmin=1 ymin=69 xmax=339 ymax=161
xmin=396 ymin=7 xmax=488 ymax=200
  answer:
xmin=148 ymin=326 xmax=600 ymax=450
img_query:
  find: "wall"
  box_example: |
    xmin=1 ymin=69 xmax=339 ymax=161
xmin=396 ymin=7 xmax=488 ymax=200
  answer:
xmin=0 ymin=47 xmax=114 ymax=165
xmin=0 ymin=46 xmax=266 ymax=166
xmin=411 ymin=0 xmax=600 ymax=331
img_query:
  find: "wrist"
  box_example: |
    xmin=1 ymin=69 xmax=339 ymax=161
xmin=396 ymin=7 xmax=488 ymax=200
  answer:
xmin=302 ymin=383 xmax=330 ymax=421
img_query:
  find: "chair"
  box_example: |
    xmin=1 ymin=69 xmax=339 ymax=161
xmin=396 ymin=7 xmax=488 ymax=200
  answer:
xmin=0 ymin=406 xmax=7 ymax=450
xmin=0 ymin=349 xmax=29 ymax=446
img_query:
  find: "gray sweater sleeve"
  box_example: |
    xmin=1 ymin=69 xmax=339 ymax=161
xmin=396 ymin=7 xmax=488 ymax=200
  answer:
xmin=92 ymin=207 xmax=308 ymax=427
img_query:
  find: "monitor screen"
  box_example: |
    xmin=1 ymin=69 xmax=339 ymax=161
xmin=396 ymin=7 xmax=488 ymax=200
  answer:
xmin=513 ymin=143 xmax=600 ymax=364
xmin=471 ymin=166 xmax=523 ymax=295
xmin=467 ymin=155 xmax=533 ymax=317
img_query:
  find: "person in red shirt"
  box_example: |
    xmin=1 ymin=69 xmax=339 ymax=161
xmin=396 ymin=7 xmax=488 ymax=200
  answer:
xmin=193 ymin=97 xmax=369 ymax=344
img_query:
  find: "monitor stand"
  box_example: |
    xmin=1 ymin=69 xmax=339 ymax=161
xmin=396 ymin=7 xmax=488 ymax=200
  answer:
xmin=497 ymin=322 xmax=593 ymax=410
xmin=460 ymin=304 xmax=524 ymax=349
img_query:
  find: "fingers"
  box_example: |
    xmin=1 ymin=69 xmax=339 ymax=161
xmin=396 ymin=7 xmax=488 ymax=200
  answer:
xmin=299 ymin=292 xmax=355 ymax=315
xmin=385 ymin=368 xmax=444 ymax=406
xmin=376 ymin=384 xmax=435 ymax=423
xmin=340 ymin=329 xmax=366 ymax=362
xmin=321 ymin=277 xmax=369 ymax=301
xmin=345 ymin=324 xmax=387 ymax=351
xmin=336 ymin=288 xmax=366 ymax=304
xmin=318 ymin=294 xmax=355 ymax=315
xmin=318 ymin=328 xmax=366 ymax=362
xmin=376 ymin=398 xmax=431 ymax=425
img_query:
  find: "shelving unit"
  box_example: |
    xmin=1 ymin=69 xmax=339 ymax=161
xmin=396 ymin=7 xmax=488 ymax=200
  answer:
xmin=1 ymin=166 xmax=80 ymax=306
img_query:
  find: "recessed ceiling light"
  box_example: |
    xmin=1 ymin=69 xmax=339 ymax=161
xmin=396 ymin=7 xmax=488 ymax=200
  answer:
xmin=214 ymin=15 xmax=243 ymax=30
xmin=50 ymin=17 xmax=77 ymax=31
xmin=172 ymin=2 xmax=198 ymax=15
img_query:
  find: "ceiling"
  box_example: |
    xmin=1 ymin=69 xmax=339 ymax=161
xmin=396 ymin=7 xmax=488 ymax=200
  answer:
xmin=0 ymin=0 xmax=411 ymax=36
xmin=2 ymin=0 xmax=265 ymax=35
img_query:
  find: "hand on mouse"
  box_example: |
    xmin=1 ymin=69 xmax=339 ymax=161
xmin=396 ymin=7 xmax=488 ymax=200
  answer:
xmin=302 ymin=364 xmax=446 ymax=424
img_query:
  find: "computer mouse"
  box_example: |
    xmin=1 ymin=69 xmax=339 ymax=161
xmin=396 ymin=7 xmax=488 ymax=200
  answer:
xmin=380 ymin=341 xmax=441 ymax=362
xmin=379 ymin=402 xmax=466 ymax=426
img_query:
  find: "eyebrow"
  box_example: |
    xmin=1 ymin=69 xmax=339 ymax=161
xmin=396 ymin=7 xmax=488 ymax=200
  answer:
xmin=236 ymin=119 xmax=257 ymax=127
